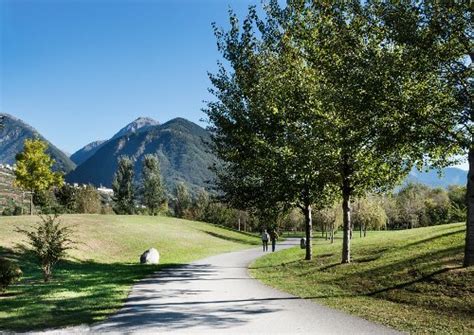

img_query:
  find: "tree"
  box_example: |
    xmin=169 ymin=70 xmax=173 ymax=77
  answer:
xmin=273 ymin=2 xmax=424 ymax=263
xmin=193 ymin=188 xmax=210 ymax=221
xmin=207 ymin=3 xmax=337 ymax=260
xmin=174 ymin=182 xmax=191 ymax=218
xmin=352 ymin=196 xmax=387 ymax=237
xmin=55 ymin=184 xmax=77 ymax=213
xmin=0 ymin=258 xmax=22 ymax=292
xmin=448 ymin=185 xmax=467 ymax=223
xmin=141 ymin=154 xmax=165 ymax=215
xmin=15 ymin=138 xmax=63 ymax=215
xmin=75 ymin=185 xmax=101 ymax=214
xmin=314 ymin=206 xmax=338 ymax=241
xmin=17 ymin=214 xmax=73 ymax=282
xmin=373 ymin=1 xmax=472 ymax=266
xmin=112 ymin=156 xmax=135 ymax=214
xmin=396 ymin=183 xmax=429 ymax=229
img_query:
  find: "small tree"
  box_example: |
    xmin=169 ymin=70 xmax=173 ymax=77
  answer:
xmin=141 ymin=154 xmax=165 ymax=215
xmin=352 ymin=197 xmax=387 ymax=237
xmin=193 ymin=188 xmax=210 ymax=221
xmin=55 ymin=184 xmax=77 ymax=213
xmin=17 ymin=215 xmax=73 ymax=282
xmin=0 ymin=258 xmax=22 ymax=292
xmin=112 ymin=156 xmax=135 ymax=214
xmin=75 ymin=185 xmax=101 ymax=213
xmin=174 ymin=182 xmax=191 ymax=218
xmin=15 ymin=138 xmax=64 ymax=215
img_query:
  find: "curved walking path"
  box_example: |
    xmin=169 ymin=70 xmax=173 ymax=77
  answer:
xmin=39 ymin=239 xmax=402 ymax=334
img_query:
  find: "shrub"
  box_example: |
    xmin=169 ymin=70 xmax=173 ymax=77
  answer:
xmin=2 ymin=199 xmax=24 ymax=216
xmin=75 ymin=185 xmax=101 ymax=213
xmin=0 ymin=258 xmax=22 ymax=292
xmin=17 ymin=214 xmax=74 ymax=282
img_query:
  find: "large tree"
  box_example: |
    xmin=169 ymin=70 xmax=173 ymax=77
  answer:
xmin=208 ymin=1 xmax=445 ymax=263
xmin=141 ymin=154 xmax=165 ymax=215
xmin=112 ymin=156 xmax=135 ymax=215
xmin=206 ymin=4 xmax=337 ymax=260
xmin=15 ymin=138 xmax=63 ymax=215
xmin=374 ymin=1 xmax=472 ymax=266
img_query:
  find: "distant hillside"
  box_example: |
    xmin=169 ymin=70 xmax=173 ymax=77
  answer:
xmin=0 ymin=166 xmax=29 ymax=213
xmin=70 ymin=117 xmax=159 ymax=166
xmin=0 ymin=113 xmax=76 ymax=173
xmin=70 ymin=140 xmax=107 ymax=165
xmin=67 ymin=118 xmax=216 ymax=194
xmin=405 ymin=167 xmax=467 ymax=188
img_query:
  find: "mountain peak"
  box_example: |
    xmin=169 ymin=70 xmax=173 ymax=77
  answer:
xmin=111 ymin=116 xmax=159 ymax=140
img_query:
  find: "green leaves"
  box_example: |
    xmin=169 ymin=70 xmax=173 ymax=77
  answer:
xmin=112 ymin=156 xmax=135 ymax=215
xmin=141 ymin=154 xmax=165 ymax=215
xmin=14 ymin=138 xmax=64 ymax=194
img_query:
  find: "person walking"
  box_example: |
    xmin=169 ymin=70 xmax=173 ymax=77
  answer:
xmin=269 ymin=229 xmax=279 ymax=252
xmin=261 ymin=229 xmax=269 ymax=252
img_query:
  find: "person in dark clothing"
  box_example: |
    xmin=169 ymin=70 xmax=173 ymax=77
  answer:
xmin=269 ymin=229 xmax=279 ymax=252
xmin=261 ymin=229 xmax=269 ymax=252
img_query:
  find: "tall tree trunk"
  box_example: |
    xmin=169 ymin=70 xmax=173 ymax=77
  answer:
xmin=360 ymin=223 xmax=362 ymax=238
xmin=30 ymin=191 xmax=33 ymax=215
xmin=303 ymin=204 xmax=313 ymax=261
xmin=364 ymin=224 xmax=367 ymax=237
xmin=342 ymin=180 xmax=351 ymax=263
xmin=464 ymin=146 xmax=474 ymax=267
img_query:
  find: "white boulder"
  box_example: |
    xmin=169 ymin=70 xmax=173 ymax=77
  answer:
xmin=140 ymin=248 xmax=160 ymax=264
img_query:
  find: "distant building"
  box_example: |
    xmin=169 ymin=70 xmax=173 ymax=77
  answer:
xmin=97 ymin=186 xmax=114 ymax=196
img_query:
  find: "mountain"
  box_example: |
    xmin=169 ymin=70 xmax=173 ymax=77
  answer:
xmin=404 ymin=167 xmax=467 ymax=188
xmin=66 ymin=118 xmax=216 ymax=194
xmin=70 ymin=140 xmax=107 ymax=165
xmin=70 ymin=117 xmax=159 ymax=166
xmin=0 ymin=113 xmax=76 ymax=173
xmin=110 ymin=116 xmax=159 ymax=140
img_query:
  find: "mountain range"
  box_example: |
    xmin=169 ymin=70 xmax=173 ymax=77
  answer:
xmin=69 ymin=117 xmax=160 ymax=166
xmin=0 ymin=113 xmax=76 ymax=173
xmin=66 ymin=117 xmax=216 ymax=194
xmin=0 ymin=113 xmax=468 ymax=195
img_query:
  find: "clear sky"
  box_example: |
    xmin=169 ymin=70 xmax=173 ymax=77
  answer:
xmin=0 ymin=0 xmax=261 ymax=154
xmin=0 ymin=0 xmax=469 ymax=170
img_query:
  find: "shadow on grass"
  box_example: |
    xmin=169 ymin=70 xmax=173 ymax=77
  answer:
xmin=0 ymin=246 xmax=184 ymax=332
xmin=401 ymin=228 xmax=465 ymax=249
xmin=203 ymin=231 xmax=259 ymax=245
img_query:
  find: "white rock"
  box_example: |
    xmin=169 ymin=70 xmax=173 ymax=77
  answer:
xmin=140 ymin=248 xmax=160 ymax=264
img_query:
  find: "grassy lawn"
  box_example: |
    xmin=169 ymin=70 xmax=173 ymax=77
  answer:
xmin=250 ymin=223 xmax=473 ymax=334
xmin=0 ymin=214 xmax=259 ymax=331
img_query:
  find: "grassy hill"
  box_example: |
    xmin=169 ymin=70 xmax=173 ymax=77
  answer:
xmin=250 ymin=223 xmax=473 ymax=334
xmin=0 ymin=214 xmax=259 ymax=331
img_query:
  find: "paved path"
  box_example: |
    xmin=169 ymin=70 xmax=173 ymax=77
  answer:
xmin=38 ymin=239 xmax=401 ymax=334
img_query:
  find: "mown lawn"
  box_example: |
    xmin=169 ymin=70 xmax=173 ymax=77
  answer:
xmin=250 ymin=223 xmax=473 ymax=334
xmin=0 ymin=214 xmax=259 ymax=331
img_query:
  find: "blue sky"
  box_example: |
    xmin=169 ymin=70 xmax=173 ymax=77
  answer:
xmin=0 ymin=0 xmax=261 ymax=153
xmin=0 ymin=0 xmax=469 ymax=170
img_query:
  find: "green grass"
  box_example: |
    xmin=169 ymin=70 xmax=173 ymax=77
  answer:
xmin=250 ymin=223 xmax=473 ymax=334
xmin=0 ymin=214 xmax=259 ymax=331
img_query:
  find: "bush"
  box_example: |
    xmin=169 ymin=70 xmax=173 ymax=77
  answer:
xmin=2 ymin=199 xmax=24 ymax=216
xmin=75 ymin=185 xmax=101 ymax=213
xmin=17 ymin=214 xmax=74 ymax=282
xmin=0 ymin=258 xmax=22 ymax=292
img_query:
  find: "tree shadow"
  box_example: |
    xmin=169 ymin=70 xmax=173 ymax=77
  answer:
xmin=402 ymin=228 xmax=465 ymax=249
xmin=0 ymin=246 xmax=184 ymax=331
xmin=203 ymin=231 xmax=259 ymax=245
